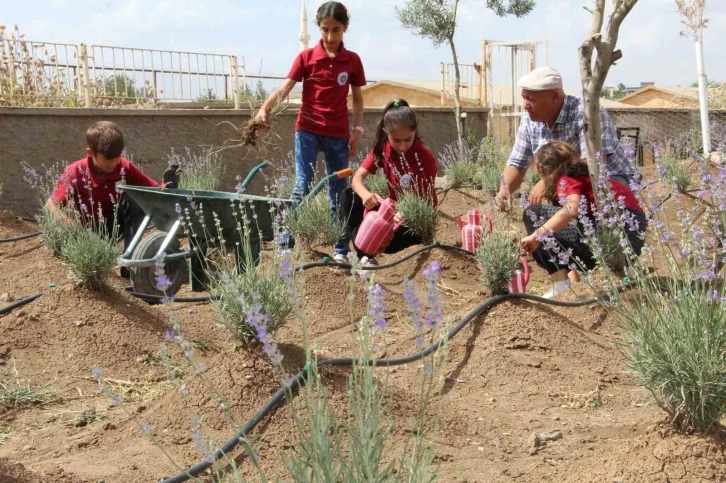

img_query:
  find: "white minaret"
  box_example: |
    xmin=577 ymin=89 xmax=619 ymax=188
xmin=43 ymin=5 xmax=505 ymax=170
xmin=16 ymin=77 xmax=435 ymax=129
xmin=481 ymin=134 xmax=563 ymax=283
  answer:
xmin=299 ymin=0 xmax=310 ymax=51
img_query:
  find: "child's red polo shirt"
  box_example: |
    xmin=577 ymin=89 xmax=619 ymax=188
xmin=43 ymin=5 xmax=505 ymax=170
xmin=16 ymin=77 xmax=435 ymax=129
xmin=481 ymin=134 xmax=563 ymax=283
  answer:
xmin=361 ymin=139 xmax=439 ymax=206
xmin=557 ymin=175 xmax=642 ymax=216
xmin=287 ymin=39 xmax=366 ymax=139
xmin=51 ymin=157 xmax=157 ymax=222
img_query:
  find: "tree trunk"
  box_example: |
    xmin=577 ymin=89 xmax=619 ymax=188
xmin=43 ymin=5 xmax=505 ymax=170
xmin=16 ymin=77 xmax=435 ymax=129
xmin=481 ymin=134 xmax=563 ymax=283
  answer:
xmin=578 ymin=0 xmax=638 ymax=201
xmin=449 ymin=0 xmax=465 ymax=156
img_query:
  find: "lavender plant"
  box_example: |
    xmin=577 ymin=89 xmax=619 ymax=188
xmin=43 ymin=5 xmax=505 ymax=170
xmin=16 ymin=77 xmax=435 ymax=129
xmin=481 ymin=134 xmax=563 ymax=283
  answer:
xmin=365 ymin=171 xmax=389 ymax=197
xmin=473 ymin=137 xmax=510 ymax=195
xmin=439 ymin=143 xmax=477 ymax=189
xmin=654 ymin=143 xmax=692 ymax=193
xmin=397 ymin=190 xmax=439 ymax=245
xmin=571 ymin=149 xmax=726 ymax=433
xmin=474 ymin=230 xmax=520 ymax=295
xmin=171 ymin=147 xmax=225 ymax=192
xmin=283 ymin=192 xmax=346 ymax=249
xmin=60 ymin=223 xmax=119 ymax=289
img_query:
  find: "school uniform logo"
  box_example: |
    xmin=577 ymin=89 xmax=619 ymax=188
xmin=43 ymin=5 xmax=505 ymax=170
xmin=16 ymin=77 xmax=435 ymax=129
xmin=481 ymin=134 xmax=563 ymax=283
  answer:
xmin=337 ymin=72 xmax=349 ymax=86
xmin=400 ymin=174 xmax=412 ymax=188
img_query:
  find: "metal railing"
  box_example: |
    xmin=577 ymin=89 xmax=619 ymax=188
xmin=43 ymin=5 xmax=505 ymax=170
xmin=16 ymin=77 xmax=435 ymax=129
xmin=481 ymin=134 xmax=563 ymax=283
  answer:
xmin=440 ymin=62 xmax=482 ymax=105
xmin=1 ymin=38 xmax=293 ymax=108
xmin=0 ymin=38 xmax=82 ymax=106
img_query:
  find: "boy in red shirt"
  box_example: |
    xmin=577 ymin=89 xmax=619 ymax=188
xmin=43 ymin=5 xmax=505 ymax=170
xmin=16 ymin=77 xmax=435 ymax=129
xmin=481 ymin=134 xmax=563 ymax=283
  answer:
xmin=520 ymin=141 xmax=646 ymax=298
xmin=255 ymin=1 xmax=366 ymax=261
xmin=340 ymin=99 xmax=438 ymax=266
xmin=47 ymin=121 xmax=180 ymax=274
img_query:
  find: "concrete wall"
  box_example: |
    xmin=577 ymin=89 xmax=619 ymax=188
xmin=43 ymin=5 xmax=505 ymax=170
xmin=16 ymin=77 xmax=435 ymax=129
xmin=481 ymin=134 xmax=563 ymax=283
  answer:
xmin=0 ymin=106 xmax=488 ymax=216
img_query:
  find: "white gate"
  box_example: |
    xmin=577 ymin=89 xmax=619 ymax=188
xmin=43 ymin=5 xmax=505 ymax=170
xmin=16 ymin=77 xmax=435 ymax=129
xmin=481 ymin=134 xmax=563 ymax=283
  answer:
xmin=482 ymin=40 xmax=548 ymax=142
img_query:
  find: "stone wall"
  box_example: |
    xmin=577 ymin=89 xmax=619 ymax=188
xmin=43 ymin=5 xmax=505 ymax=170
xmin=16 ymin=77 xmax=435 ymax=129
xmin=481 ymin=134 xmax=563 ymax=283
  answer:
xmin=0 ymin=106 xmax=488 ymax=216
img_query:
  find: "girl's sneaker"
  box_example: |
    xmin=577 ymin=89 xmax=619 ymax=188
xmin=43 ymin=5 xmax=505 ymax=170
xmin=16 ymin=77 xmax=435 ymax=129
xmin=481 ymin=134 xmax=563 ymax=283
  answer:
xmin=360 ymin=256 xmax=379 ymax=267
xmin=333 ymin=253 xmax=348 ymax=263
xmin=542 ymin=279 xmax=571 ymax=299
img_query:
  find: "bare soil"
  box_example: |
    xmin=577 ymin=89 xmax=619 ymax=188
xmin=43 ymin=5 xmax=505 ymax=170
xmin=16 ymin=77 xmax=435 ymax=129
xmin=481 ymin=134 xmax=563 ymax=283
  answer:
xmin=1 ymin=169 xmax=725 ymax=482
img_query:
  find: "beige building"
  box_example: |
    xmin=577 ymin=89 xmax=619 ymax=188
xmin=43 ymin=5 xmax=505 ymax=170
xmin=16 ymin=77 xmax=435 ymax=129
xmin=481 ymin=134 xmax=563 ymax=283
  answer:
xmin=617 ymin=86 xmax=700 ymax=108
xmin=346 ymin=80 xmax=480 ymax=109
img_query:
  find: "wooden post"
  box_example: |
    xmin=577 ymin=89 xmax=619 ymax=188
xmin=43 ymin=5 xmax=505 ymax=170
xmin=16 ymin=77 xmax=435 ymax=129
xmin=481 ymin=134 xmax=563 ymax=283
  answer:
xmin=80 ymin=43 xmax=92 ymax=107
xmin=231 ymin=55 xmax=240 ymax=109
xmin=440 ymin=62 xmax=446 ymax=105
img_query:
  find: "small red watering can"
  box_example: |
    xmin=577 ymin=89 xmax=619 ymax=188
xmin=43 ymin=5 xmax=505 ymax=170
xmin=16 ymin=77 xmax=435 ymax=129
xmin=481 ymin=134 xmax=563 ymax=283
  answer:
xmin=456 ymin=209 xmax=493 ymax=252
xmin=354 ymin=198 xmax=403 ymax=256
xmin=508 ymin=256 xmax=530 ymax=293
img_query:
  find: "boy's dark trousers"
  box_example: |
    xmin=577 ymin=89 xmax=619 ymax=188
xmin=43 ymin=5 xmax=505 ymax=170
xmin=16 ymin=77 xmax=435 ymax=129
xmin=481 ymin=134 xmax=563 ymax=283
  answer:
xmin=102 ymin=194 xmax=146 ymax=279
xmin=338 ymin=187 xmax=423 ymax=259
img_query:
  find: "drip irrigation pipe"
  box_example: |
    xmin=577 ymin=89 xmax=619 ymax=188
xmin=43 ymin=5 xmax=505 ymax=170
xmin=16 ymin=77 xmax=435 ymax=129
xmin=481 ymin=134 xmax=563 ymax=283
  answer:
xmin=0 ymin=291 xmax=47 ymax=316
xmin=160 ymin=286 xmax=623 ymax=483
xmin=436 ymin=184 xmax=483 ymax=195
xmin=0 ymin=232 xmax=41 ymax=243
xmin=123 ymin=243 xmax=474 ymax=304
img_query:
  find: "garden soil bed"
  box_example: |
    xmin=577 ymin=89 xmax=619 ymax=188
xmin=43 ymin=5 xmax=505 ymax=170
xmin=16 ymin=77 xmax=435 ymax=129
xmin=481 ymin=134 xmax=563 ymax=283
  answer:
xmin=1 ymin=170 xmax=725 ymax=482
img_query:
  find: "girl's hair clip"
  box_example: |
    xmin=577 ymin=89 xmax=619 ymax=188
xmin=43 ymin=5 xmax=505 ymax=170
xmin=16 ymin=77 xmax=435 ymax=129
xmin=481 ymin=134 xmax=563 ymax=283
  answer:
xmin=392 ymin=99 xmax=401 ymax=108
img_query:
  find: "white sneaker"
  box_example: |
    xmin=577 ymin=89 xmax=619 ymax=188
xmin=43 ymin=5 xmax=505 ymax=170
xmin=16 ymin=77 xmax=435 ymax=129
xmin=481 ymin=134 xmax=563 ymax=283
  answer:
xmin=542 ymin=279 xmax=571 ymax=299
xmin=333 ymin=253 xmax=348 ymax=264
xmin=360 ymin=256 xmax=379 ymax=267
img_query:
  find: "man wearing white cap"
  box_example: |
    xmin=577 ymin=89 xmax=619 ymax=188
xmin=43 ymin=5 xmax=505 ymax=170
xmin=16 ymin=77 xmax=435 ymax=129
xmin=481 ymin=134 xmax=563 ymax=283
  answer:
xmin=495 ymin=66 xmax=638 ymax=210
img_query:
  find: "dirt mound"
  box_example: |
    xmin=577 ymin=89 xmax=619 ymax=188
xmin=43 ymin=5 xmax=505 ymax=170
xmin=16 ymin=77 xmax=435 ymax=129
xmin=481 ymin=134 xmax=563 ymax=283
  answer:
xmin=0 ymin=458 xmax=87 ymax=483
xmin=567 ymin=423 xmax=726 ymax=482
xmin=0 ymin=211 xmax=37 ymax=240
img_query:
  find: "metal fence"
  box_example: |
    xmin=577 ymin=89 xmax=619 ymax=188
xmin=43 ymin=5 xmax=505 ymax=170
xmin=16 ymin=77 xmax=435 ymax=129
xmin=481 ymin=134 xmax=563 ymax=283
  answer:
xmin=0 ymin=37 xmax=291 ymax=108
xmin=0 ymin=38 xmax=82 ymax=106
xmin=440 ymin=62 xmax=481 ymax=104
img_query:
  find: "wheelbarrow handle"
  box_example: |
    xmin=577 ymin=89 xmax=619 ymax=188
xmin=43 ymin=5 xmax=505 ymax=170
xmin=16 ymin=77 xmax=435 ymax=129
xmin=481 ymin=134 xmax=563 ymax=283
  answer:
xmin=238 ymin=161 xmax=270 ymax=189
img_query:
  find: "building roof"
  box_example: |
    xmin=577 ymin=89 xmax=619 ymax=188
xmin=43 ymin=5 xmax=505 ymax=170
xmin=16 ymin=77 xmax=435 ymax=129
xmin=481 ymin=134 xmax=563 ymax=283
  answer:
xmin=618 ymin=85 xmax=699 ymax=104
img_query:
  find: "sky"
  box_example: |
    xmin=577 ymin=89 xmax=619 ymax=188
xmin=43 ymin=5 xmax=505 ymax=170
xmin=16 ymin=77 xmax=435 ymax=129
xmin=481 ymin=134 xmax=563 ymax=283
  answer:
xmin=2 ymin=0 xmax=725 ymax=93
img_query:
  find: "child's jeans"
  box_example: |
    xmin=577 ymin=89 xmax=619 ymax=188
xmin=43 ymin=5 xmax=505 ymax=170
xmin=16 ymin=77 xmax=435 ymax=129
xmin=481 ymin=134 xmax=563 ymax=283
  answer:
xmin=291 ymin=130 xmax=351 ymax=256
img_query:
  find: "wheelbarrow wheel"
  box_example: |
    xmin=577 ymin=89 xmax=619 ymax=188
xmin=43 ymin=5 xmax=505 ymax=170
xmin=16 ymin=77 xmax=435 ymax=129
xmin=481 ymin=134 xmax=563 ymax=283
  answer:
xmin=130 ymin=232 xmax=187 ymax=300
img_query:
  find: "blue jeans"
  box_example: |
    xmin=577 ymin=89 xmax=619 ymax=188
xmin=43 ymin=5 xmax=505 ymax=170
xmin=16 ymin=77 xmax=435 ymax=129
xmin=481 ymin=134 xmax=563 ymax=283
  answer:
xmin=292 ymin=130 xmax=350 ymax=255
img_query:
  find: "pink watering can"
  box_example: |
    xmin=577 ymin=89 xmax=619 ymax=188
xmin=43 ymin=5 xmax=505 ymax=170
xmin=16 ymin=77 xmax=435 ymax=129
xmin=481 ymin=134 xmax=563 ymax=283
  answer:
xmin=354 ymin=198 xmax=403 ymax=256
xmin=456 ymin=209 xmax=493 ymax=252
xmin=508 ymin=256 xmax=531 ymax=293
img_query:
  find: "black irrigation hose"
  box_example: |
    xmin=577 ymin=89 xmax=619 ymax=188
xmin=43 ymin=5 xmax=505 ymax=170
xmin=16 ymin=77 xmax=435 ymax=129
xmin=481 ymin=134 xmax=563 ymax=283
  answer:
xmin=0 ymin=231 xmax=41 ymax=243
xmin=124 ymin=244 xmax=473 ymax=304
xmin=0 ymin=291 xmax=46 ymax=316
xmin=161 ymin=284 xmax=628 ymax=483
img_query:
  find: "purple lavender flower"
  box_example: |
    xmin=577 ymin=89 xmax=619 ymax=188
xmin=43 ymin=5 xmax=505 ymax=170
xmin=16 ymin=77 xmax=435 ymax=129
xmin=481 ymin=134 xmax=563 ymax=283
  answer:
xmin=367 ymin=283 xmax=387 ymax=333
xmin=243 ymin=292 xmax=283 ymax=365
xmin=154 ymin=253 xmax=173 ymax=293
xmin=174 ymin=203 xmax=182 ymax=214
xmin=140 ymin=423 xmax=151 ymax=437
xmin=403 ymin=278 xmax=426 ymax=348
xmin=423 ymin=261 xmax=443 ymax=329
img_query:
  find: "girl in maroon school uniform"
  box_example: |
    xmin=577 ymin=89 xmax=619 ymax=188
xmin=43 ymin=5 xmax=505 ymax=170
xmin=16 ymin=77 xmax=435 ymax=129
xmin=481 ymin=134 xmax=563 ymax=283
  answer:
xmin=340 ymin=99 xmax=439 ymax=266
xmin=520 ymin=141 xmax=647 ymax=298
xmin=255 ymin=1 xmax=365 ymax=262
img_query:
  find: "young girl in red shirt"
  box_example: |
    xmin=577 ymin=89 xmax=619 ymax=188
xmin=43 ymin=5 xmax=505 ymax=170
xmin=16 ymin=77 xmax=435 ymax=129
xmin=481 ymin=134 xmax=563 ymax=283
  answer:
xmin=520 ymin=141 xmax=646 ymax=298
xmin=255 ymin=1 xmax=366 ymax=261
xmin=339 ymin=98 xmax=439 ymax=266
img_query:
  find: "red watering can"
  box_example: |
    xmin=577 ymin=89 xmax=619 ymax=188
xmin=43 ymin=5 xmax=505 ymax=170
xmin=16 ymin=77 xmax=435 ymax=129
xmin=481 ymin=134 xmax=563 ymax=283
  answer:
xmin=456 ymin=209 xmax=493 ymax=252
xmin=508 ymin=256 xmax=530 ymax=293
xmin=354 ymin=198 xmax=403 ymax=256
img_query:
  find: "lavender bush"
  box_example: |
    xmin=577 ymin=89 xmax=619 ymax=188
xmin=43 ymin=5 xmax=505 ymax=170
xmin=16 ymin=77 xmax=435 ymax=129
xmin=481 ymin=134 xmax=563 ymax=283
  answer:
xmin=439 ymin=143 xmax=477 ymax=189
xmin=171 ymin=147 xmax=225 ymax=192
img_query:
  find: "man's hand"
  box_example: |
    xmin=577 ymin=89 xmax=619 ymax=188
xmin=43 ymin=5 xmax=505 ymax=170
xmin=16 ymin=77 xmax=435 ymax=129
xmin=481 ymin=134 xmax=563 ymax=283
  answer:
xmin=162 ymin=164 xmax=182 ymax=189
xmin=527 ymin=179 xmax=546 ymax=205
xmin=348 ymin=131 xmax=362 ymax=159
xmin=362 ymin=191 xmax=383 ymax=210
xmin=520 ymin=233 xmax=540 ymax=254
xmin=494 ymin=190 xmax=511 ymax=213
xmin=255 ymin=107 xmax=269 ymax=125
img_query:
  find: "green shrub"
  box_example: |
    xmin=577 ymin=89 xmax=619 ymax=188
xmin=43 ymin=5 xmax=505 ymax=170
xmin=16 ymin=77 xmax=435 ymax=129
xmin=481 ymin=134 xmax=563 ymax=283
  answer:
xmin=60 ymin=226 xmax=118 ymax=289
xmin=619 ymin=279 xmax=726 ymax=432
xmin=208 ymin=259 xmax=293 ymax=342
xmin=397 ymin=191 xmax=439 ymax=245
xmin=439 ymin=143 xmax=477 ymax=189
xmin=284 ymin=193 xmax=346 ymax=249
xmin=172 ymin=147 xmax=225 ymax=191
xmin=474 ymin=230 xmax=519 ymax=295
xmin=473 ymin=137 xmax=510 ymax=194
xmin=656 ymin=148 xmax=692 ymax=193
xmin=365 ymin=171 xmax=389 ymax=197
